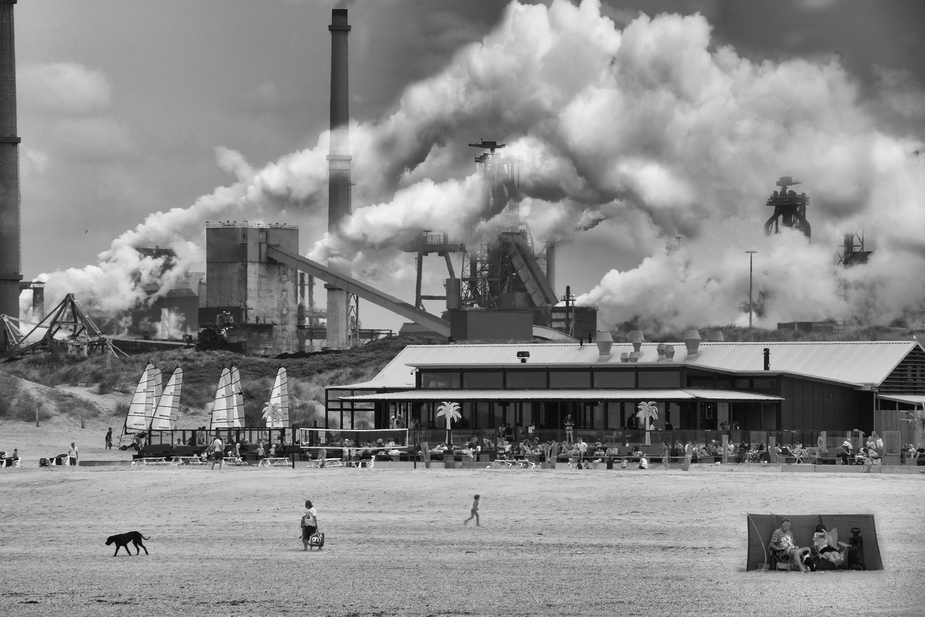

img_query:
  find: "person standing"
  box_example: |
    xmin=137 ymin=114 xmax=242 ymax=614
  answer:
xmin=68 ymin=442 xmax=78 ymax=467
xmin=564 ymin=414 xmax=574 ymax=442
xmin=210 ymin=435 xmax=224 ymax=471
xmin=464 ymin=494 xmax=480 ymax=526
xmin=105 ymin=428 xmax=113 ymax=450
xmin=301 ymin=500 xmax=320 ymax=550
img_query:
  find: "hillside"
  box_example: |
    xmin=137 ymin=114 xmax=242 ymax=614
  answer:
xmin=0 ymin=335 xmax=432 ymax=428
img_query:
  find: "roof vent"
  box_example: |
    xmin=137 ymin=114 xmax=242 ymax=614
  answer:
xmin=628 ymin=351 xmax=642 ymax=362
xmin=684 ymin=329 xmax=701 ymax=358
xmin=596 ymin=331 xmax=613 ymax=359
xmin=656 ymin=343 xmax=666 ymax=362
xmin=620 ymin=352 xmax=630 ymax=363
xmin=705 ymin=330 xmax=724 ymax=342
xmin=664 ymin=344 xmax=675 ymax=361
xmin=629 ymin=329 xmax=644 ymax=353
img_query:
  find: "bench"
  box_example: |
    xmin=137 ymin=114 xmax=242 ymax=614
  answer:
xmin=302 ymin=457 xmax=345 ymax=468
xmin=173 ymin=456 xmax=207 ymax=465
xmin=131 ymin=457 xmax=170 ymax=466
xmin=258 ymin=457 xmax=291 ymax=467
xmin=346 ymin=459 xmax=375 ymax=469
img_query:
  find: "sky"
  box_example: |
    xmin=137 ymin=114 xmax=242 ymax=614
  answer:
xmin=12 ymin=0 xmax=925 ymax=335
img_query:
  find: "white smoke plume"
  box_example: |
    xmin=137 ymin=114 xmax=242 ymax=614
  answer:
xmin=26 ymin=0 xmax=925 ymax=334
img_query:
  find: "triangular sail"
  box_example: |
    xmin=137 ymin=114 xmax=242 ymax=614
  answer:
xmin=146 ymin=366 xmax=162 ymax=426
xmin=124 ymin=363 xmax=155 ymax=434
xmin=150 ymin=367 xmax=182 ymax=431
xmin=209 ymin=367 xmax=232 ymax=429
xmin=229 ymin=365 xmax=244 ymax=428
xmin=264 ymin=367 xmax=289 ymax=428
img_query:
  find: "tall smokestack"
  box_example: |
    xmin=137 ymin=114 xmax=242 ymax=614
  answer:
xmin=0 ymin=0 xmax=20 ymax=345
xmin=545 ymin=239 xmax=556 ymax=297
xmin=326 ymin=8 xmax=351 ymax=348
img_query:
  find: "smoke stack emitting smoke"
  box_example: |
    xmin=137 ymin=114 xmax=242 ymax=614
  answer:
xmin=22 ymin=0 xmax=925 ymax=332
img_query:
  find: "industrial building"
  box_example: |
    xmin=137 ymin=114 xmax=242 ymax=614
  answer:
xmin=325 ymin=335 xmax=925 ymax=453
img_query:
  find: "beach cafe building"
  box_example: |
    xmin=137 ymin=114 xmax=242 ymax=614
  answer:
xmin=325 ymin=336 xmax=925 ymax=458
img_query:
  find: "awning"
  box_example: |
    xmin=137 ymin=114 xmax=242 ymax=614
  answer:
xmin=341 ymin=388 xmax=782 ymax=402
xmin=876 ymin=393 xmax=925 ymax=406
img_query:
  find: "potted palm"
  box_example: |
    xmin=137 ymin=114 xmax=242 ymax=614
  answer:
xmin=436 ymin=401 xmax=461 ymax=468
xmin=636 ymin=401 xmax=659 ymax=446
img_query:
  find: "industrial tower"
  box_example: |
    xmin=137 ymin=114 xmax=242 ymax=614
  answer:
xmin=764 ymin=176 xmax=811 ymax=239
xmin=0 ymin=0 xmax=21 ymax=349
xmin=326 ymin=8 xmax=352 ymax=348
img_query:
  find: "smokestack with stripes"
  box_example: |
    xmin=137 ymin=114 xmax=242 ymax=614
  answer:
xmin=326 ymin=8 xmax=351 ymax=348
xmin=0 ymin=0 xmax=21 ymax=346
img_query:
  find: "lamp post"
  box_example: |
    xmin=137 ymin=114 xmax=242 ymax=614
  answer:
xmin=745 ymin=251 xmax=757 ymax=328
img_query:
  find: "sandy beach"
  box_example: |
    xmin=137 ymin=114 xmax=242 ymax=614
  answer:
xmin=1 ymin=414 xmax=924 ymax=617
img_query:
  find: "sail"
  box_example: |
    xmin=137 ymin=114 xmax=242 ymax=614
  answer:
xmin=146 ymin=366 xmax=162 ymax=426
xmin=150 ymin=367 xmax=182 ymax=431
xmin=264 ymin=367 xmax=289 ymax=428
xmin=209 ymin=367 xmax=232 ymax=429
xmin=229 ymin=366 xmax=244 ymax=428
xmin=125 ymin=363 xmax=155 ymax=433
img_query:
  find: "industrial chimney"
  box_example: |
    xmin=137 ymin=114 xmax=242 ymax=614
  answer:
xmin=326 ymin=8 xmax=352 ymax=348
xmin=0 ymin=0 xmax=21 ymax=345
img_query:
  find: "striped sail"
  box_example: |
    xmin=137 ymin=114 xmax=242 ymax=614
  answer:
xmin=146 ymin=366 xmax=162 ymax=426
xmin=124 ymin=363 xmax=155 ymax=433
xmin=150 ymin=367 xmax=182 ymax=431
xmin=229 ymin=366 xmax=244 ymax=428
xmin=263 ymin=367 xmax=289 ymax=428
xmin=209 ymin=367 xmax=232 ymax=429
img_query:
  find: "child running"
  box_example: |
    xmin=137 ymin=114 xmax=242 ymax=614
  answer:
xmin=464 ymin=494 xmax=480 ymax=526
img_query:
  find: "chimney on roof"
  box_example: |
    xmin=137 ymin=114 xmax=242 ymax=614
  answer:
xmin=684 ymin=329 xmax=701 ymax=358
xmin=596 ymin=331 xmax=613 ymax=359
xmin=763 ymin=347 xmax=770 ymax=371
xmin=629 ymin=329 xmax=644 ymax=353
xmin=664 ymin=344 xmax=675 ymax=361
xmin=656 ymin=343 xmax=666 ymax=362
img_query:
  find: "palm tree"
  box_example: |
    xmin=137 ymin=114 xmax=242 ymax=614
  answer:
xmin=636 ymin=401 xmax=659 ymax=445
xmin=436 ymin=401 xmax=461 ymax=446
xmin=262 ymin=401 xmax=282 ymax=428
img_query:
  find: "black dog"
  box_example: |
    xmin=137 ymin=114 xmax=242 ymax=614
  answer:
xmin=105 ymin=531 xmax=150 ymax=556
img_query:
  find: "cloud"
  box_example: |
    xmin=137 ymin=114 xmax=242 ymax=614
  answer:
xmin=31 ymin=0 xmax=925 ymax=334
xmin=19 ymin=62 xmax=112 ymax=114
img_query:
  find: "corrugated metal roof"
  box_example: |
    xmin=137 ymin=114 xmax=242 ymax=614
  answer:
xmin=335 ymin=340 xmax=920 ymax=391
xmin=877 ymin=394 xmax=925 ymax=406
xmin=342 ymin=389 xmax=781 ymax=402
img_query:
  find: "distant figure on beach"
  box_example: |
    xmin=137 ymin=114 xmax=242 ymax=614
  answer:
xmin=105 ymin=428 xmax=112 ymax=450
xmin=211 ymin=435 xmax=224 ymax=471
xmin=68 ymin=442 xmax=78 ymax=467
xmin=464 ymin=494 xmax=480 ymax=526
xmin=564 ymin=414 xmax=574 ymax=441
xmin=301 ymin=500 xmax=319 ymax=550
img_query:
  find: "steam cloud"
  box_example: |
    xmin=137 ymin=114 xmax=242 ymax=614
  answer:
xmin=26 ymin=0 xmax=925 ymax=333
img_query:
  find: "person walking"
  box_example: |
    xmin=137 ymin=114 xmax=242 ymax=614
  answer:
xmin=68 ymin=442 xmax=79 ymax=467
xmin=105 ymin=428 xmax=113 ymax=450
xmin=464 ymin=494 xmax=481 ymax=526
xmin=301 ymin=500 xmax=320 ymax=550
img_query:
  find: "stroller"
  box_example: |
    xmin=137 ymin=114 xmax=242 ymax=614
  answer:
xmin=846 ymin=527 xmax=865 ymax=570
